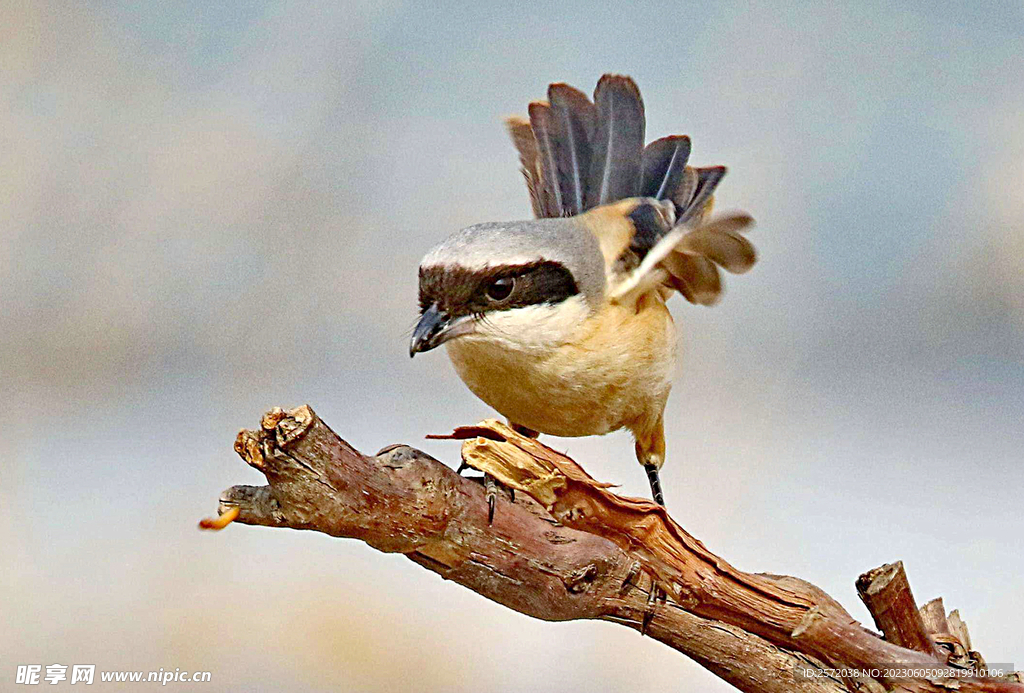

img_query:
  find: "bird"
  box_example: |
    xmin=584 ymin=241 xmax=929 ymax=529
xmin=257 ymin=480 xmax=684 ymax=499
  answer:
xmin=409 ymin=74 xmax=756 ymax=509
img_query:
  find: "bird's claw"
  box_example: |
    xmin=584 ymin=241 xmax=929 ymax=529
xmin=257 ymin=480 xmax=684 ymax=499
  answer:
xmin=456 ymin=464 xmax=512 ymax=524
xmin=485 ymin=473 xmax=498 ymax=524
xmin=620 ymin=560 xmax=642 ymax=594
xmin=484 ymin=473 xmax=514 ymax=524
xmin=641 ymin=582 xmax=668 ymax=636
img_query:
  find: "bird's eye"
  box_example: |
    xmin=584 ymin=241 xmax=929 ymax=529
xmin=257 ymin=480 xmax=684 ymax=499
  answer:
xmin=486 ymin=276 xmax=515 ymax=301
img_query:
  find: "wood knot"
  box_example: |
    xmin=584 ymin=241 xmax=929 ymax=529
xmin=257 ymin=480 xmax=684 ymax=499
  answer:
xmin=564 ymin=564 xmax=598 ymax=593
xmin=261 ymin=407 xmax=287 ymax=431
xmin=557 ymin=505 xmax=587 ymax=523
xmin=376 ymin=444 xmax=428 ymax=470
xmin=792 ymin=606 xmax=825 ymax=639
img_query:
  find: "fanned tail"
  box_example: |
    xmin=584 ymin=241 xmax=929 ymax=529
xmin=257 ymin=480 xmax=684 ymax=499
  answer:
xmin=506 ymin=74 xmax=755 ymax=307
xmin=506 ymin=74 xmax=730 ymax=227
xmin=508 ymin=74 xmax=645 ymax=218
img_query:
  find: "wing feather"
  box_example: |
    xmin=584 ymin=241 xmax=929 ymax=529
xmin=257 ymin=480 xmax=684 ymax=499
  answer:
xmin=664 ymin=253 xmax=722 ymax=306
xmin=675 ymin=213 xmax=756 ymax=273
xmin=608 ymin=208 xmax=755 ymax=306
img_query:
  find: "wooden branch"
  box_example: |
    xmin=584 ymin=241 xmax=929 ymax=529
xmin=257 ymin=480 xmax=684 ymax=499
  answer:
xmin=856 ymin=561 xmax=940 ymax=657
xmin=205 ymin=406 xmax=1022 ymax=693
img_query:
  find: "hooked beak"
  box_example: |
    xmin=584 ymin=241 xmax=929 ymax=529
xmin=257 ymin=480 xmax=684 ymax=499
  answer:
xmin=409 ymin=304 xmax=474 ymax=357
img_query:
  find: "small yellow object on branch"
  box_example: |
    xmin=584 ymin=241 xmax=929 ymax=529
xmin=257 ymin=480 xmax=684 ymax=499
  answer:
xmin=198 ymin=505 xmax=239 ymax=531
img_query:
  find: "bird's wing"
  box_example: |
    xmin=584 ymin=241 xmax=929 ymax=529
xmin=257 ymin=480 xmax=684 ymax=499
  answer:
xmin=578 ymin=198 xmax=755 ymax=308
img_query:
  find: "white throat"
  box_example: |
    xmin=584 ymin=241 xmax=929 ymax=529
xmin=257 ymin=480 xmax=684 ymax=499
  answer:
xmin=455 ymin=295 xmax=591 ymax=353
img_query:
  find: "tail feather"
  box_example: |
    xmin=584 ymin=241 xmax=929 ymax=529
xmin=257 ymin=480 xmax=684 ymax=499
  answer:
xmin=505 ymin=116 xmax=546 ymax=218
xmin=586 ymin=74 xmax=645 ymax=208
xmin=548 ymin=83 xmax=595 ymax=216
xmin=675 ymin=166 xmax=727 ymax=225
xmin=528 ymin=101 xmax=563 ymax=217
xmin=641 ymin=135 xmax=691 ymax=200
xmin=672 ymin=166 xmax=699 ymax=218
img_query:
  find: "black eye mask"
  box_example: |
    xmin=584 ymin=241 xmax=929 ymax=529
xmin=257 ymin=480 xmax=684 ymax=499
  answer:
xmin=419 ymin=261 xmax=579 ymax=318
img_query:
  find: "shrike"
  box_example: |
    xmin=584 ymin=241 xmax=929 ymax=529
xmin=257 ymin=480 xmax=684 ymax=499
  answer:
xmin=410 ymin=74 xmax=755 ymax=507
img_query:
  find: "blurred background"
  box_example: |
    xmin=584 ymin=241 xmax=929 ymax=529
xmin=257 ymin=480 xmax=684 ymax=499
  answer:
xmin=2 ymin=1 xmax=1021 ymax=690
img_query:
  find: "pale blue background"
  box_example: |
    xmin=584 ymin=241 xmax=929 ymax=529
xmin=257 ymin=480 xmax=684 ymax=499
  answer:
xmin=2 ymin=1 xmax=1022 ymax=690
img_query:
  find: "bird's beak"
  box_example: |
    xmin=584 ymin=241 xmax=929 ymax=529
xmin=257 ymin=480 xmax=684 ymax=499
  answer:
xmin=409 ymin=304 xmax=473 ymax=357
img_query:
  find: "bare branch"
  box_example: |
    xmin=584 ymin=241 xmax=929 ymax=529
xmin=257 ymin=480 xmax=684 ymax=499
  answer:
xmin=204 ymin=407 xmax=1023 ymax=693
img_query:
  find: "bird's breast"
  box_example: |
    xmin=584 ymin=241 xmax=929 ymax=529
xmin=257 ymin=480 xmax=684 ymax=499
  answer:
xmin=445 ymin=297 xmax=676 ymax=438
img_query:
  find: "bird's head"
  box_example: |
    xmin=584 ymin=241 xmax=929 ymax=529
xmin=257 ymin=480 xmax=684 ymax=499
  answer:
xmin=410 ymin=218 xmax=606 ymax=356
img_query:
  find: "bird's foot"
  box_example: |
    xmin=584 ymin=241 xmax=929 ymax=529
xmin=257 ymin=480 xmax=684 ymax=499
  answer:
xmin=484 ymin=473 xmax=515 ymax=523
xmin=621 ymin=560 xmax=669 ymax=635
xmin=641 ymin=582 xmax=669 ymax=636
xmin=456 ymin=463 xmax=514 ymax=523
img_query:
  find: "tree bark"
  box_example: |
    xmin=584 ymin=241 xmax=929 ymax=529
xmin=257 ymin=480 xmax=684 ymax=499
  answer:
xmin=204 ymin=406 xmax=1022 ymax=693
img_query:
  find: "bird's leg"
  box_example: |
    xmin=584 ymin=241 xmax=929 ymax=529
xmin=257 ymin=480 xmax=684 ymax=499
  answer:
xmin=638 ymin=421 xmax=669 ymax=628
xmin=644 ymin=464 xmax=665 ymax=506
xmin=634 ymin=417 xmax=667 ymax=506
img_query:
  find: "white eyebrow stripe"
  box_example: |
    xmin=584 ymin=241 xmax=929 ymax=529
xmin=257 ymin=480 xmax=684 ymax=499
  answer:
xmin=420 ymin=253 xmax=550 ymax=272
